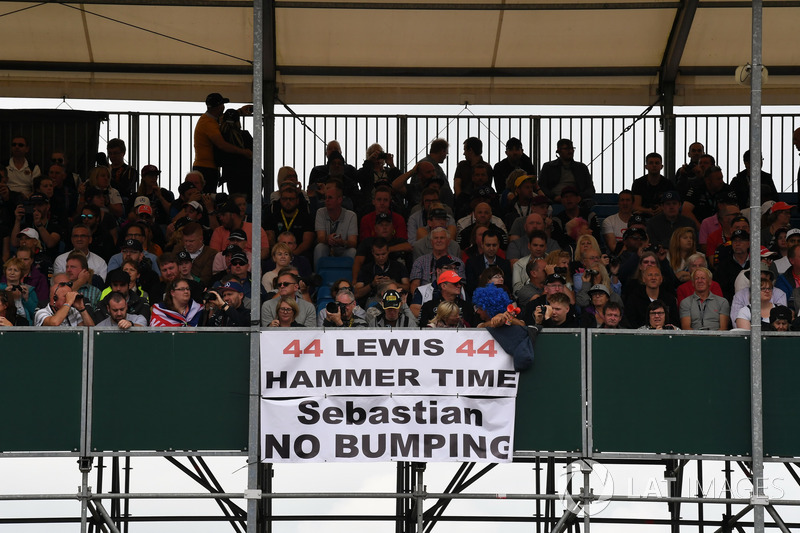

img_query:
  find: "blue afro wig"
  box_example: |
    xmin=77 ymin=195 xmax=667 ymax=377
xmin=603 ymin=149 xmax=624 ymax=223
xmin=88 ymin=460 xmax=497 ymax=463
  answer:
xmin=472 ymin=284 xmax=512 ymax=318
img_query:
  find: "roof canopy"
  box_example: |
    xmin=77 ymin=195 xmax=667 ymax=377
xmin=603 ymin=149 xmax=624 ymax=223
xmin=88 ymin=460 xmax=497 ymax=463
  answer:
xmin=2 ymin=0 xmax=798 ymax=106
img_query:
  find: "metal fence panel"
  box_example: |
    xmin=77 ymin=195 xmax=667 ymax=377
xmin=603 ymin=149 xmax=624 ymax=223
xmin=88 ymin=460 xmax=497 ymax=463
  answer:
xmin=0 ymin=329 xmax=83 ymax=453
xmin=101 ymin=111 xmax=800 ymax=199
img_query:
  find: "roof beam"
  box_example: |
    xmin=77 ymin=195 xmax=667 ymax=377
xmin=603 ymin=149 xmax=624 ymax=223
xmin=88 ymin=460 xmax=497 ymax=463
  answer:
xmin=272 ymin=0 xmax=800 ymax=9
xmin=275 ymin=1 xmax=678 ymax=9
xmin=0 ymin=61 xmax=251 ymax=75
xmin=278 ymin=65 xmax=800 ymax=77
xmin=659 ymin=0 xmax=699 ymax=90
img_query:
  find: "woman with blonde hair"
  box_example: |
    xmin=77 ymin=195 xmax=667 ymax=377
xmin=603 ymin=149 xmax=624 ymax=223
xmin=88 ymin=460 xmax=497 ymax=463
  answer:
xmin=75 ymin=165 xmax=124 ymax=218
xmin=668 ymin=226 xmax=696 ymax=283
xmin=267 ymin=295 xmax=304 ymax=327
xmin=427 ymin=301 xmax=469 ymax=328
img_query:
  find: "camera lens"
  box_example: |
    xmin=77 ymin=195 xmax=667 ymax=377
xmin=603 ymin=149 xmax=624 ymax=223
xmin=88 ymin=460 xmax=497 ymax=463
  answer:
xmin=326 ymin=302 xmax=338 ymax=314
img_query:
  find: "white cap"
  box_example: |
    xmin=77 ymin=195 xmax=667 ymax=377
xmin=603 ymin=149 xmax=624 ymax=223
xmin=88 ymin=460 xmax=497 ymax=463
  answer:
xmin=17 ymin=227 xmax=39 ymax=239
xmin=133 ymin=196 xmax=151 ymax=208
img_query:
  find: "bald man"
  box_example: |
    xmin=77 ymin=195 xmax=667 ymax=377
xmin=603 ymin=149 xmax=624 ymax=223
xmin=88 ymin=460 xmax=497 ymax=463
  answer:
xmin=34 ymin=273 xmax=95 ymax=327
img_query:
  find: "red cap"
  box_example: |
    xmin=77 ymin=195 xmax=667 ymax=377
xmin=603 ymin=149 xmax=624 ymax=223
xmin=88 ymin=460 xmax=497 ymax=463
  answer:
xmin=437 ymin=270 xmax=462 ymax=285
xmin=136 ymin=204 xmax=153 ymax=215
xmin=770 ymin=201 xmax=795 ymax=212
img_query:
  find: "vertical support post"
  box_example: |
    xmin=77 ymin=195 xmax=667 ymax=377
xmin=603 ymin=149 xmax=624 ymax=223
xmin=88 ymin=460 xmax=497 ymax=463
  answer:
xmin=748 ymin=2 xmax=765 ymax=533
xmin=414 ymin=463 xmax=426 ymax=533
xmin=661 ymin=83 xmax=676 ymax=181
xmin=249 ymin=0 xmax=266 ymax=528
xmin=80 ymin=329 xmax=91 ymax=533
xmin=398 ymin=116 xmax=408 ymax=172
xmin=531 ymin=116 xmax=541 ymax=172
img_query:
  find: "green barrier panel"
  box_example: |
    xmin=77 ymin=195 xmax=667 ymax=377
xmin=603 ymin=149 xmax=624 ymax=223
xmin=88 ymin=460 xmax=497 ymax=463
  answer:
xmin=91 ymin=330 xmax=250 ymax=452
xmin=0 ymin=330 xmax=83 ymax=452
xmin=763 ymin=336 xmax=800 ymax=457
xmin=592 ymin=333 xmax=751 ymax=455
xmin=514 ymin=331 xmax=583 ymax=454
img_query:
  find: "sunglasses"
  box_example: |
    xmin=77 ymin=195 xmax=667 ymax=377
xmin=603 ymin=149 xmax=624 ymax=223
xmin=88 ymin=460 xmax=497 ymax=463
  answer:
xmin=11 ymin=143 xmax=25 ymax=148
xmin=277 ymin=281 xmax=295 ymax=288
xmin=231 ymin=259 xmax=247 ymax=266
xmin=51 ymin=158 xmax=64 ymax=164
xmin=58 ymin=281 xmax=73 ymax=287
xmin=80 ymin=214 xmax=95 ymax=220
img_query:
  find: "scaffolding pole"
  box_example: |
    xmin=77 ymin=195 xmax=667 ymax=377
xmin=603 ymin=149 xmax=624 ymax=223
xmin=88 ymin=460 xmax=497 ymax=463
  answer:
xmin=749 ymin=2 xmax=765 ymax=533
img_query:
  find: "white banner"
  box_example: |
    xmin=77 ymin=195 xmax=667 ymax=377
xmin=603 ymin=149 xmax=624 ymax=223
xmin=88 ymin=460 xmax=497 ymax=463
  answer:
xmin=261 ymin=396 xmax=516 ymax=463
xmin=260 ymin=330 xmax=518 ymax=398
xmin=260 ymin=329 xmax=520 ymax=463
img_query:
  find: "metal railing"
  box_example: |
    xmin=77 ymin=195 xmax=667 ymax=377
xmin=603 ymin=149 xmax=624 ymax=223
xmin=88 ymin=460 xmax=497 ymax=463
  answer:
xmin=101 ymin=110 xmax=800 ymax=198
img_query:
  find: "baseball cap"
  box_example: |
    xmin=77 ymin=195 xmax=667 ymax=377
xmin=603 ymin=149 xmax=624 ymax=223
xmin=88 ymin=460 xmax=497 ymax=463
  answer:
xmin=133 ymin=196 xmax=151 ymax=208
xmin=120 ymin=238 xmax=143 ymax=252
xmin=587 ymin=284 xmax=610 ymax=296
xmin=560 ymin=185 xmax=580 ymax=197
xmin=661 ymin=190 xmax=681 ymax=203
xmin=428 ymin=208 xmax=448 ymax=220
xmin=731 ymin=229 xmax=750 ymax=241
xmin=228 ymin=229 xmax=247 ymax=241
xmin=173 ymin=216 xmax=194 ymax=231
xmin=140 ymin=164 xmax=160 ymax=176
xmin=627 ymin=213 xmax=646 ymax=227
xmin=375 ymin=212 xmax=392 ymax=225
xmin=762 ymin=200 xmax=776 ymax=213
xmin=187 ymin=200 xmax=204 ymax=213
xmin=730 ymin=215 xmax=749 ymax=226
xmin=230 ymin=251 xmax=249 ymax=264
xmin=218 ymin=280 xmax=244 ymax=293
xmin=545 ymin=273 xmax=567 ymax=285
xmin=17 ymin=227 xmax=39 ymax=239
xmin=223 ymin=244 xmax=244 ymax=256
xmin=205 ymin=92 xmax=229 ymax=108
xmin=176 ymin=251 xmax=192 ymax=263
xmin=136 ymin=204 xmax=153 ymax=216
xmin=178 ymin=182 xmax=196 ymax=196
xmin=760 ymin=246 xmax=779 ymax=259
xmin=106 ymin=269 xmax=131 ymax=285
xmin=437 ymin=270 xmax=463 ymax=285
xmin=435 ymin=256 xmax=461 ymax=269
xmin=505 ymin=137 xmax=522 ymax=149
xmin=514 ymin=175 xmax=536 ymax=189
xmin=29 ymin=193 xmax=48 ymax=204
xmin=624 ymin=227 xmax=647 ymax=240
xmin=771 ymin=201 xmax=795 ymax=212
xmin=770 ymin=306 xmax=793 ymax=323
xmin=381 ymin=289 xmax=402 ymax=309
xmin=786 ymin=228 xmax=800 ymax=239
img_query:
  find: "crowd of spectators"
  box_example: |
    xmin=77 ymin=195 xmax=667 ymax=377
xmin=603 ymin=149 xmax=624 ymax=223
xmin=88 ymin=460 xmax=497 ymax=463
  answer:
xmin=2 ymin=98 xmax=800 ymax=333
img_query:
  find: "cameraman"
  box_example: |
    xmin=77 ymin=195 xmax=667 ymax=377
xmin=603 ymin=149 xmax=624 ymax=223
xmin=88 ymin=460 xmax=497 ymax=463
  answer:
xmin=199 ymin=280 xmax=249 ymax=327
xmin=322 ymin=288 xmax=367 ymax=328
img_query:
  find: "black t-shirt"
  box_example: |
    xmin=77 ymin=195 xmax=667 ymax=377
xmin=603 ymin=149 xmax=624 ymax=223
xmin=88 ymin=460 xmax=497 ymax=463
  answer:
xmin=356 ymin=260 xmax=409 ymax=289
xmin=263 ymin=207 xmax=314 ymax=246
xmin=631 ymin=175 xmax=672 ymax=210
